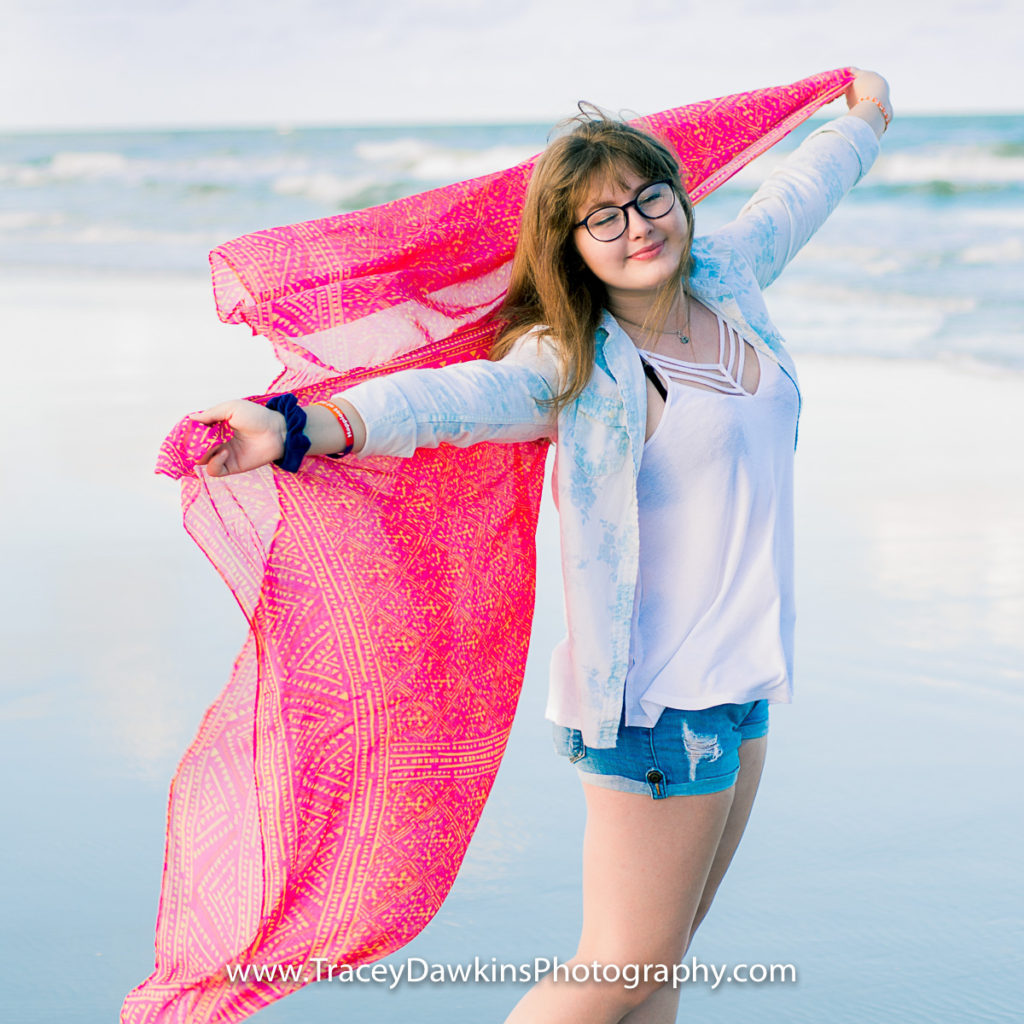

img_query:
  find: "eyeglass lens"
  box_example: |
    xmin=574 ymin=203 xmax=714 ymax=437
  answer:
xmin=585 ymin=182 xmax=676 ymax=241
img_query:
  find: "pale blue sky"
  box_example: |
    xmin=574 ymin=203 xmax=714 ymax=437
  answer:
xmin=2 ymin=0 xmax=1018 ymax=129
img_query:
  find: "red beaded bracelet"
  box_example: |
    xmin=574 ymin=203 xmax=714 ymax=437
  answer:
xmin=311 ymin=400 xmax=355 ymax=455
xmin=859 ymin=95 xmax=891 ymax=130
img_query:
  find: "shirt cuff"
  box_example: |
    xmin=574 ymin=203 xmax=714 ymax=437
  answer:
xmin=339 ymin=377 xmax=417 ymax=458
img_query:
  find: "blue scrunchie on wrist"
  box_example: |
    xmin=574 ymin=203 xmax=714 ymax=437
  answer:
xmin=266 ymin=393 xmax=310 ymax=473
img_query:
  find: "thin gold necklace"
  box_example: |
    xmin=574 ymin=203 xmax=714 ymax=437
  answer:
xmin=614 ymin=294 xmax=691 ymax=347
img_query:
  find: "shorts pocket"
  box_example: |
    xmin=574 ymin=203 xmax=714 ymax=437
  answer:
xmin=552 ymin=725 xmax=587 ymax=763
xmin=737 ymin=699 xmax=770 ymax=740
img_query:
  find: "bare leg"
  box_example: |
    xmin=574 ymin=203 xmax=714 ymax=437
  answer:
xmin=687 ymin=735 xmax=767 ymax=948
xmin=504 ymin=735 xmax=768 ymax=1024
xmin=619 ymin=734 xmax=768 ymax=1024
xmin=504 ymin=781 xmax=733 ymax=1023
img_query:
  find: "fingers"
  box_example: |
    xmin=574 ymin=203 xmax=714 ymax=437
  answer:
xmin=186 ymin=398 xmax=279 ymax=477
xmin=196 ymin=442 xmax=223 ymax=468
xmin=190 ymin=403 xmax=239 ymax=476
xmin=198 ymin=447 xmax=231 ymax=478
xmin=190 ymin=401 xmax=236 ymax=425
xmin=208 ymin=449 xmax=231 ymax=477
xmin=850 ymin=69 xmax=890 ymax=100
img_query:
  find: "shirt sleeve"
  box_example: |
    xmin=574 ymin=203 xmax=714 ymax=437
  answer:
xmin=338 ymin=328 xmax=561 ymax=458
xmin=715 ymin=114 xmax=881 ymax=290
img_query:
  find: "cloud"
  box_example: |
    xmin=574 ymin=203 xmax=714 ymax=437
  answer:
xmin=1 ymin=0 xmax=1018 ymax=128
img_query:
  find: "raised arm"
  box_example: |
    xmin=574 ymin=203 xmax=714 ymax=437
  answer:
xmin=716 ymin=68 xmax=891 ymax=290
xmin=195 ymin=328 xmax=561 ymax=477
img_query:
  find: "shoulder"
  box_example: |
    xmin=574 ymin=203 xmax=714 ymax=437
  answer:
xmin=498 ymin=324 xmax=565 ymax=391
xmin=690 ymin=231 xmax=737 ymax=266
xmin=687 ymin=231 xmax=748 ymax=289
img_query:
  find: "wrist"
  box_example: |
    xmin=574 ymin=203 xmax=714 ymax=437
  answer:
xmin=310 ymin=400 xmax=355 ymax=456
xmin=265 ymin=393 xmax=311 ymax=472
xmin=848 ymin=97 xmax=889 ymax=139
xmin=303 ymin=403 xmax=352 ymax=456
xmin=273 ymin=411 xmax=287 ymax=458
xmin=856 ymin=95 xmax=890 ymax=129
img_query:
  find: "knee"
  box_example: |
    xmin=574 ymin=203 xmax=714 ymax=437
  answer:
xmin=611 ymin=966 xmax=674 ymax=1012
xmin=687 ymin=896 xmax=714 ymax=947
xmin=686 ymin=880 xmax=727 ymax=953
xmin=567 ymin=953 xmax=680 ymax=1012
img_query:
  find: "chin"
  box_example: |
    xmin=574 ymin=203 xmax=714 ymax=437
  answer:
xmin=630 ymin=263 xmax=679 ymax=291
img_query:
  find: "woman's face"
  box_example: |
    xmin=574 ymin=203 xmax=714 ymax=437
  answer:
xmin=572 ymin=169 xmax=687 ymax=306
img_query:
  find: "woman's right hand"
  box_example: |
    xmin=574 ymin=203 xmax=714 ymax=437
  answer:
xmin=191 ymin=400 xmax=286 ymax=477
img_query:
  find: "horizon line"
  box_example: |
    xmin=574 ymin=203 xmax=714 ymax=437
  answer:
xmin=2 ymin=108 xmax=1021 ymax=136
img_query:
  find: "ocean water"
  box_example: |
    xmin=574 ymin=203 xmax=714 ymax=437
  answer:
xmin=2 ymin=114 xmax=1023 ymax=1024
xmin=2 ymin=113 xmax=1023 ymax=369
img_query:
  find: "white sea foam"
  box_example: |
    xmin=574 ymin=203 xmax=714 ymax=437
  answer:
xmin=0 ymin=150 xmax=312 ymax=187
xmin=169 ymin=153 xmax=311 ymax=183
xmin=960 ymin=209 xmax=1024 ymax=229
xmin=0 ymin=210 xmax=64 ymax=231
xmin=719 ymin=145 xmax=1024 ymax=191
xmin=870 ymin=148 xmax=1024 ymax=187
xmin=61 ymin=224 xmax=218 ymax=246
xmin=355 ymin=138 xmax=537 ymax=181
xmin=354 ymin=138 xmax=436 ymax=165
xmin=50 ymin=150 xmax=131 ymax=178
xmin=272 ymin=172 xmax=379 ymax=206
xmin=959 ymin=237 xmax=1024 ymax=264
xmin=1 ymin=150 xmax=148 ymax=186
xmin=768 ymin=281 xmax=980 ymax=358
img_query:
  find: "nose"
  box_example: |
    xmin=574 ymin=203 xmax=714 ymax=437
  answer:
xmin=624 ymin=202 xmax=652 ymax=238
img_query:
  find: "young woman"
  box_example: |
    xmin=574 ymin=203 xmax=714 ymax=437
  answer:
xmin=194 ymin=70 xmax=891 ymax=1024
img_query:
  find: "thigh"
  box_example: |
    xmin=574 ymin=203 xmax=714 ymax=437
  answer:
xmin=577 ymin=778 xmax=735 ymax=967
xmin=689 ymin=734 xmax=768 ymax=942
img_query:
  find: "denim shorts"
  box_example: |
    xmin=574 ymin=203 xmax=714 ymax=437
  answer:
xmin=553 ymin=701 xmax=769 ymax=799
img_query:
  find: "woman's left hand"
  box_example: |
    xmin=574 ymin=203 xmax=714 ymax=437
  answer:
xmin=844 ymin=69 xmax=893 ymax=137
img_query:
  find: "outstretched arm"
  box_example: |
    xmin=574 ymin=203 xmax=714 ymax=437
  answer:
xmin=192 ymin=395 xmax=368 ymax=477
xmin=716 ymin=68 xmax=891 ymax=290
xmin=194 ymin=330 xmax=560 ymax=477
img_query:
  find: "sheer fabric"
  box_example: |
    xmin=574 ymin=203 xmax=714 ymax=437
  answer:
xmin=123 ymin=69 xmax=854 ymax=1024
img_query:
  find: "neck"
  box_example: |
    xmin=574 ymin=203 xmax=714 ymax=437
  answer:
xmin=607 ymin=286 xmax=685 ymax=333
xmin=605 ymin=287 xmax=660 ymax=327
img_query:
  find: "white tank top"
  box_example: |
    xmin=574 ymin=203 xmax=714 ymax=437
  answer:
xmin=623 ymin=314 xmax=798 ymax=727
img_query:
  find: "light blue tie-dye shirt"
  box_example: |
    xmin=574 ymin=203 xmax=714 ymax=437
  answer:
xmin=343 ymin=114 xmax=880 ymax=748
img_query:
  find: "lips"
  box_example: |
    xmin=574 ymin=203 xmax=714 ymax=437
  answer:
xmin=628 ymin=241 xmax=664 ymax=260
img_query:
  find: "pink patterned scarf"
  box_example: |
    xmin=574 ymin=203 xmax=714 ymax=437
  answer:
xmin=123 ymin=69 xmax=854 ymax=1023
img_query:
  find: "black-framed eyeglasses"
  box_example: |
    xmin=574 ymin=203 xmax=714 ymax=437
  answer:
xmin=574 ymin=180 xmax=677 ymax=242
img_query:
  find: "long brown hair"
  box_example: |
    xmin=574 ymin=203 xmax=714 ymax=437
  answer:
xmin=491 ymin=108 xmax=694 ymax=412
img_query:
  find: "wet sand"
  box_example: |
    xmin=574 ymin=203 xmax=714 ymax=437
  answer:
xmin=1 ymin=269 xmax=1021 ymax=1023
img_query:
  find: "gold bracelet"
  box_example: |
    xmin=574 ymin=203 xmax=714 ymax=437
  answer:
xmin=858 ymin=95 xmax=891 ymax=130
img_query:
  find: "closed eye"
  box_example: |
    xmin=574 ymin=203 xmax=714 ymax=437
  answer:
xmin=590 ymin=209 xmax=620 ymax=228
xmin=638 ymin=185 xmax=668 ymax=210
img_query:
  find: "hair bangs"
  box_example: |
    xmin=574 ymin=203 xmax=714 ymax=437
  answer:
xmin=493 ymin=108 xmax=695 ymax=413
xmin=559 ymin=129 xmax=685 ymax=224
